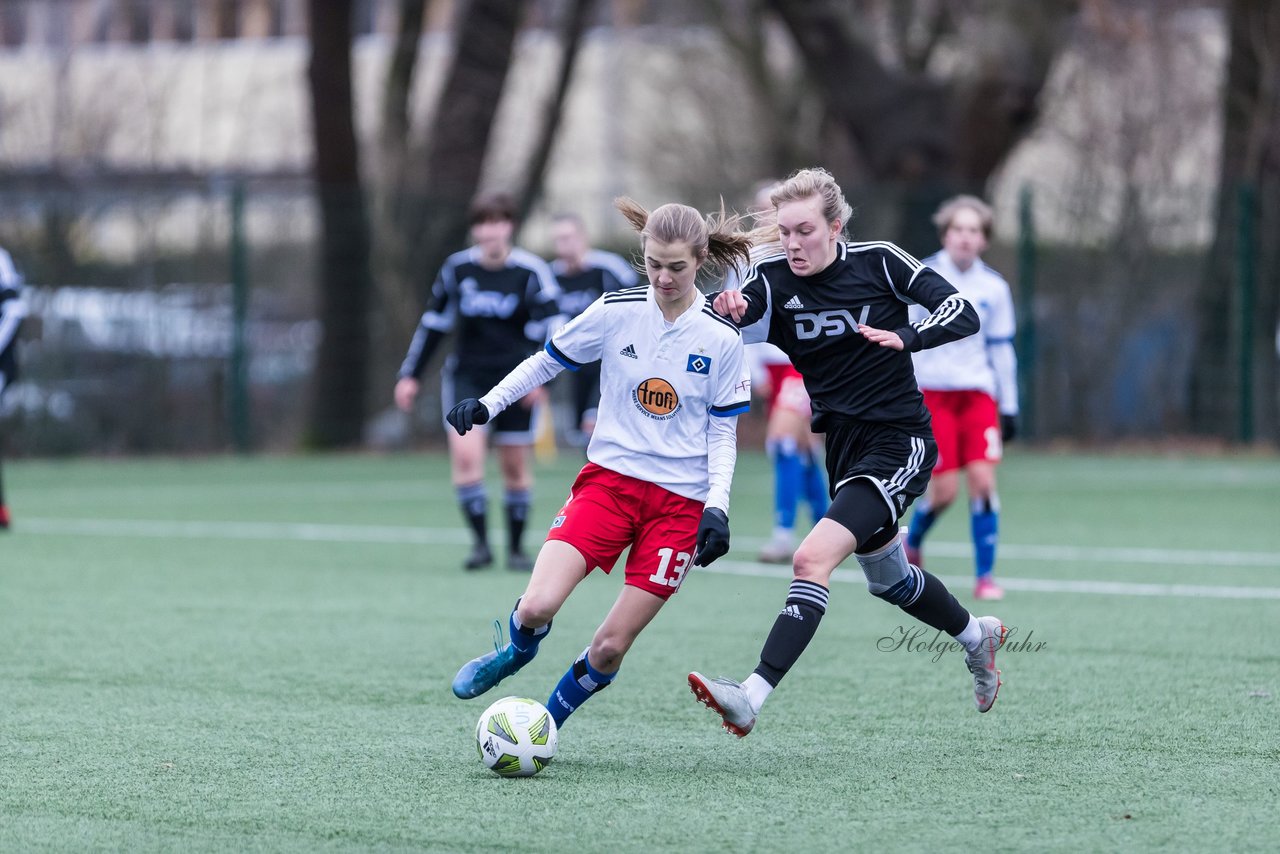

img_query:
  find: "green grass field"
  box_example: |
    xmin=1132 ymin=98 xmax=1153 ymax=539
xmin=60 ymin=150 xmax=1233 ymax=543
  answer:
xmin=2 ymin=449 xmax=1278 ymax=852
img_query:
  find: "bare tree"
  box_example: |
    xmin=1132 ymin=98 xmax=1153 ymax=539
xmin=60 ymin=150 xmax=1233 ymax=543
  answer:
xmin=1193 ymin=0 xmax=1280 ymax=441
xmin=762 ymin=0 xmax=1078 ymax=251
xmin=411 ymin=0 xmax=530 ymax=296
xmin=306 ymin=0 xmax=374 ymax=447
xmin=703 ymin=0 xmax=820 ymax=180
xmin=515 ymin=0 xmax=600 ymax=222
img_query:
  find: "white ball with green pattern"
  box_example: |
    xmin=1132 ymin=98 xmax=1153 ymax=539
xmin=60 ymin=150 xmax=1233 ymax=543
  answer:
xmin=475 ymin=696 xmax=558 ymax=777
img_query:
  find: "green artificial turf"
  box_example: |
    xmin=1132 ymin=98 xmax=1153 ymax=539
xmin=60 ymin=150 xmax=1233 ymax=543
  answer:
xmin=1 ymin=450 xmax=1277 ymax=852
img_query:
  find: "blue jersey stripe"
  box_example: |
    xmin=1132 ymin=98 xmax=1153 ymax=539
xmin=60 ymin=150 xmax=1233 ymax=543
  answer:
xmin=545 ymin=340 xmax=582 ymax=371
xmin=710 ymin=400 xmax=750 ymax=417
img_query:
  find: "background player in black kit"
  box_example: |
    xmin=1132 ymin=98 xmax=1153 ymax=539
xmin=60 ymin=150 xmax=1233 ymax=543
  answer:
xmin=395 ymin=192 xmax=563 ymax=571
xmin=688 ymin=167 xmax=1008 ymax=737
xmin=0 ymin=246 xmax=25 ymax=530
xmin=548 ymin=212 xmax=638 ymax=444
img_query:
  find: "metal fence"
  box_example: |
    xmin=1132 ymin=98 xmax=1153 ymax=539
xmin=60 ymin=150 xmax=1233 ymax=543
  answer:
xmin=0 ymin=177 xmax=1261 ymax=455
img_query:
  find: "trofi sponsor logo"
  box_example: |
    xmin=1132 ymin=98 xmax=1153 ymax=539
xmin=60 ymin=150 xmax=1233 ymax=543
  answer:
xmin=633 ymin=377 xmax=681 ymax=420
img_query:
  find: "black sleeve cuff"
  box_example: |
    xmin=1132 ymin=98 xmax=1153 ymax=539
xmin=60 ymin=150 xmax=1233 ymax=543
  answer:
xmin=895 ymin=326 xmax=922 ymax=352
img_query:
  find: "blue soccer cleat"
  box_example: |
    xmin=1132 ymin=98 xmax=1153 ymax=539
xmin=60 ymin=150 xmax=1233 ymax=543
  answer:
xmin=451 ymin=620 xmax=535 ymax=699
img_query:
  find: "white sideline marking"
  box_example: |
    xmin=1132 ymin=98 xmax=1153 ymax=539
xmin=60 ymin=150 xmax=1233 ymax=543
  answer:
xmin=883 ymin=539 xmax=1280 ymax=568
xmin=15 ymin=518 xmax=1280 ymax=568
xmin=13 ymin=517 xmax=1280 ymax=600
xmin=16 ymin=517 xmax=470 ymax=544
xmin=700 ymin=561 xmax=1280 ymax=601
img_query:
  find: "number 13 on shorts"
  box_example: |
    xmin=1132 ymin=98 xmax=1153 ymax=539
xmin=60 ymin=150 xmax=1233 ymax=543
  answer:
xmin=648 ymin=548 xmax=692 ymax=590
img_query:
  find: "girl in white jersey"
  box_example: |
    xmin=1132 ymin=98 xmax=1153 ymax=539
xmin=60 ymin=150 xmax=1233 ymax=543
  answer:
xmin=905 ymin=195 xmax=1019 ymax=601
xmin=445 ymin=198 xmax=753 ymax=731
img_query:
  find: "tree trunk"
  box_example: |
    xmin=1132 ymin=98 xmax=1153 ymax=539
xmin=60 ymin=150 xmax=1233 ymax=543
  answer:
xmin=764 ymin=0 xmax=1074 ymax=253
xmin=411 ymin=0 xmax=528 ymax=290
xmin=381 ymin=0 xmax=425 ymax=172
xmin=516 ymin=0 xmax=598 ymax=223
xmin=372 ymin=0 xmax=428 ymax=383
xmin=1192 ymin=0 xmax=1280 ymax=442
xmin=306 ymin=0 xmax=374 ymax=448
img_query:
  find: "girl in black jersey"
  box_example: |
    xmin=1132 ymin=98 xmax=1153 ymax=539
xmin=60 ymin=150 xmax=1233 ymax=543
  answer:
xmin=394 ymin=192 xmax=562 ymax=572
xmin=688 ymin=168 xmax=1009 ymax=736
xmin=0 ymin=246 xmax=23 ymax=529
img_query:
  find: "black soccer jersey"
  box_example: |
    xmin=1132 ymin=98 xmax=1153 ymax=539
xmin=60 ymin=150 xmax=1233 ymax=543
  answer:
xmin=552 ymin=250 xmax=638 ymax=319
xmin=0 ymin=248 xmax=25 ymax=394
xmin=399 ymin=246 xmax=563 ymax=379
xmin=736 ymin=241 xmax=979 ymax=434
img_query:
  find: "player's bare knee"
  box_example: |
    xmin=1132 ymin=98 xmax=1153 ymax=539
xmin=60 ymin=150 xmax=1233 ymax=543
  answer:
xmin=516 ymin=593 xmax=557 ymax=628
xmin=791 ymin=545 xmax=835 ymax=585
xmin=588 ymin=634 xmax=630 ymax=671
xmin=932 ymin=484 xmax=959 ymax=510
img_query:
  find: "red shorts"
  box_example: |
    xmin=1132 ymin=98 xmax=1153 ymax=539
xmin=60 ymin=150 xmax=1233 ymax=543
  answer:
xmin=545 ymin=463 xmax=703 ymax=599
xmin=766 ymin=364 xmax=810 ymax=417
xmin=922 ymin=389 xmax=1002 ymax=474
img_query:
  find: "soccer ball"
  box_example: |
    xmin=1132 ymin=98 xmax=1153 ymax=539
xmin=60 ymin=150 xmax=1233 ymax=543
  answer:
xmin=475 ymin=696 xmax=558 ymax=777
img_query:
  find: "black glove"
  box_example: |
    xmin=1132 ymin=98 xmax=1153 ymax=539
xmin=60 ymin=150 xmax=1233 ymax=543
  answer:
xmin=1000 ymin=414 xmax=1018 ymax=442
xmin=446 ymin=399 xmax=490 ymax=435
xmin=692 ymin=508 xmax=730 ymax=567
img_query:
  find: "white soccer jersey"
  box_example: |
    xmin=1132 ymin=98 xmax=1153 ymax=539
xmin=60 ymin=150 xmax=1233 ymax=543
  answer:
xmin=545 ymin=286 xmax=750 ymax=504
xmin=910 ymin=252 xmax=1019 ymax=415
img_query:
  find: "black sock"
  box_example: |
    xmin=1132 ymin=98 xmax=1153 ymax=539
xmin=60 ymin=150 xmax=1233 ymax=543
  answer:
xmin=505 ymin=488 xmax=530 ymax=555
xmin=901 ymin=569 xmax=971 ymax=636
xmin=456 ymin=481 xmax=488 ymax=548
xmin=753 ymin=579 xmax=829 ymax=687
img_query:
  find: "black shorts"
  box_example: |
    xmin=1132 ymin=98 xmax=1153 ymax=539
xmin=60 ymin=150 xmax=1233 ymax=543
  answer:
xmin=443 ymin=365 xmax=538 ymax=445
xmin=0 ymin=343 xmax=16 ymax=396
xmin=570 ymin=361 xmax=602 ymax=424
xmin=823 ymin=420 xmax=937 ymax=521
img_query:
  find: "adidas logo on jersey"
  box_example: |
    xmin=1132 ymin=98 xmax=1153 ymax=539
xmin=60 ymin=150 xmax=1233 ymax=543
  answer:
xmin=780 ymin=604 xmax=804 ymax=621
xmin=784 ymin=295 xmax=804 ymax=310
xmin=620 ymin=344 xmax=638 ymax=359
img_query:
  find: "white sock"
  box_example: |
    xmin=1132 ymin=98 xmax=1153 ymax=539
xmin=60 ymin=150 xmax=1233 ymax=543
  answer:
xmin=742 ymin=673 xmax=773 ymax=714
xmin=954 ymin=614 xmax=982 ymax=652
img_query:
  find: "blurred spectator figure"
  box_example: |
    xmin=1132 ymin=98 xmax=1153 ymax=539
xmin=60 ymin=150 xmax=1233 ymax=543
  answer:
xmin=548 ymin=212 xmax=638 ymax=445
xmin=729 ymin=182 xmax=828 ymax=563
xmin=904 ymin=195 xmax=1019 ymax=601
xmin=394 ymin=192 xmax=564 ymax=571
xmin=0 ymin=246 xmax=26 ymax=530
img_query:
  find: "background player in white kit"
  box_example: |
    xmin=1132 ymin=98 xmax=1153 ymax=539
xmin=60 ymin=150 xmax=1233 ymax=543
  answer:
xmin=445 ymin=198 xmax=753 ymax=730
xmin=904 ymin=196 xmax=1019 ymax=601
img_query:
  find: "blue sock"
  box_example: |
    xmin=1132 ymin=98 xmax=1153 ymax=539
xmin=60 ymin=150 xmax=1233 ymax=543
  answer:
xmin=906 ymin=498 xmax=936 ymax=549
xmin=801 ymin=453 xmax=829 ymax=520
xmin=509 ymin=601 xmax=549 ymax=665
xmin=769 ymin=437 xmax=802 ymax=530
xmin=547 ymin=647 xmax=615 ymax=727
xmin=971 ymin=496 xmax=999 ymax=579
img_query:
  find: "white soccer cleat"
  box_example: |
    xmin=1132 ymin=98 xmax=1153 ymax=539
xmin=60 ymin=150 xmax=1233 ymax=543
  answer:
xmin=965 ymin=615 xmax=1008 ymax=713
xmin=688 ymin=671 xmax=757 ymax=737
xmin=757 ymin=528 xmax=795 ymax=564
